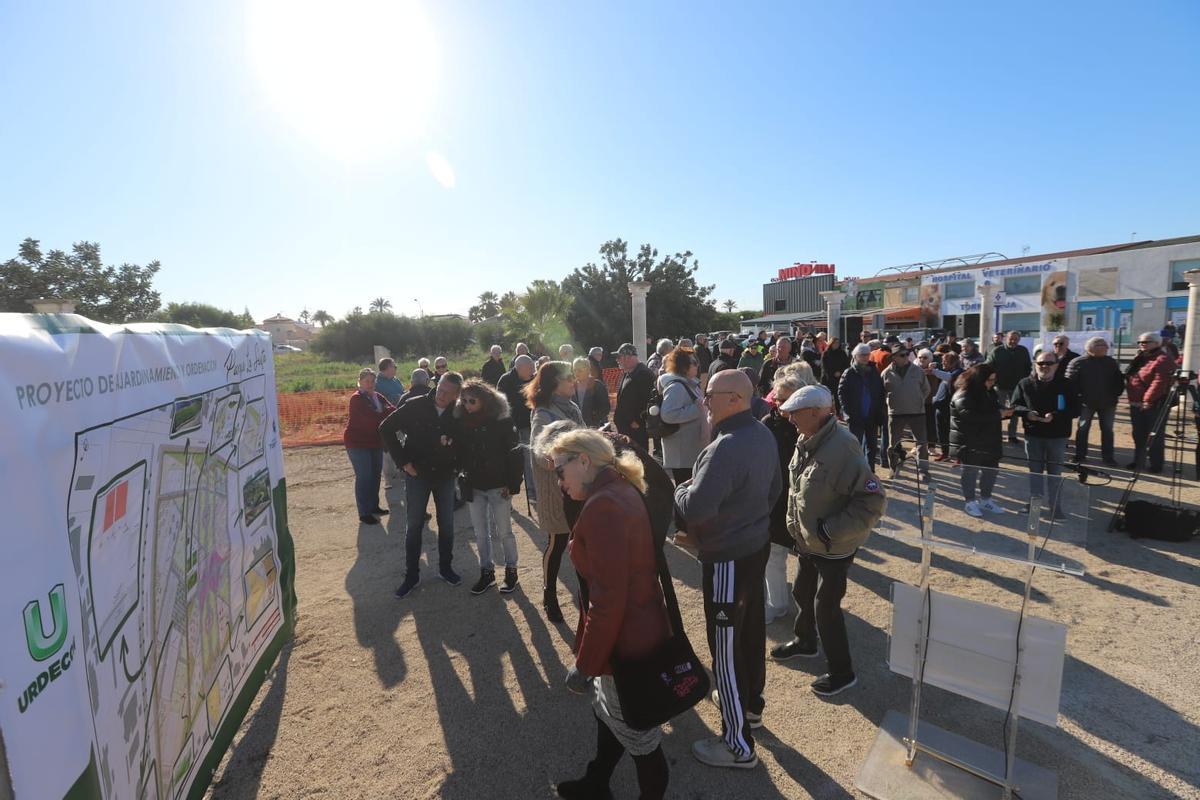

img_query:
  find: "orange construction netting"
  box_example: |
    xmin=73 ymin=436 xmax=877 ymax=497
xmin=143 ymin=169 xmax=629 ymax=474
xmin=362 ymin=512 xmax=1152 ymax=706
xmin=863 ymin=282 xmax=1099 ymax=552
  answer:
xmin=278 ymin=390 xmax=351 ymax=447
xmin=279 ymin=368 xmax=627 ymax=448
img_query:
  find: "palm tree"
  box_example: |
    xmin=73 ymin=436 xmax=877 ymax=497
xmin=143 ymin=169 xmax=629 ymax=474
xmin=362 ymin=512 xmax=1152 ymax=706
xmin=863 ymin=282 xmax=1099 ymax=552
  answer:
xmin=311 ymin=309 xmax=333 ymax=326
xmin=722 ymin=299 xmax=737 ymax=313
xmin=469 ymin=290 xmax=502 ymax=322
xmin=369 ymin=297 xmax=392 ymax=313
xmin=349 ymin=306 xmax=364 ymax=317
xmin=500 ymin=280 xmax=574 ymax=354
xmin=298 ymin=308 xmax=310 ymax=324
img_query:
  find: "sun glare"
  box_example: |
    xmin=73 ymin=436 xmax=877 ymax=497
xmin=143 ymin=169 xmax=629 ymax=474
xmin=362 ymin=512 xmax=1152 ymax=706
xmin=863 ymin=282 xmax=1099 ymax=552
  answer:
xmin=247 ymin=0 xmax=438 ymax=160
xmin=425 ymin=151 xmax=456 ymax=188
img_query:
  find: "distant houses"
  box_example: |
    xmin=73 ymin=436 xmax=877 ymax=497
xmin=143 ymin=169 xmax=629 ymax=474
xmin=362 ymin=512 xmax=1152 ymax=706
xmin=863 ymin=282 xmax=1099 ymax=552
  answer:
xmin=257 ymin=314 xmax=315 ymax=350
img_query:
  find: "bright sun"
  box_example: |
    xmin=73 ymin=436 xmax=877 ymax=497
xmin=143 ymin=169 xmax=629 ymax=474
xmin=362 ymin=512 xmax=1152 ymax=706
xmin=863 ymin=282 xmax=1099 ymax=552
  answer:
xmin=247 ymin=0 xmax=438 ymax=160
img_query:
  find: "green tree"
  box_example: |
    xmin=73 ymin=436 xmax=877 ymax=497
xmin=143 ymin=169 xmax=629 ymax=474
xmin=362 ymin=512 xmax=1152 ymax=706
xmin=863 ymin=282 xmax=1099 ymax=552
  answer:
xmin=712 ymin=312 xmax=738 ymax=331
xmin=722 ymin=299 xmax=737 ymax=313
xmin=0 ymin=238 xmax=161 ymax=322
xmin=311 ymin=313 xmax=472 ymax=361
xmin=562 ymin=239 xmax=718 ymax=351
xmin=154 ymin=302 xmax=254 ymax=329
xmin=500 ymin=280 xmax=574 ymax=355
xmin=468 ymin=290 xmax=502 ymax=323
xmin=369 ymin=297 xmax=392 ymax=313
xmin=298 ymin=308 xmax=310 ymax=324
xmin=311 ymin=309 xmax=333 ymax=326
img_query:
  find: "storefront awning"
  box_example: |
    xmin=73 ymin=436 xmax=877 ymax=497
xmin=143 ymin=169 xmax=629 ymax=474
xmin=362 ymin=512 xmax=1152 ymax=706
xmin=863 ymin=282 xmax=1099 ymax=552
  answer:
xmin=845 ymin=306 xmax=922 ymax=322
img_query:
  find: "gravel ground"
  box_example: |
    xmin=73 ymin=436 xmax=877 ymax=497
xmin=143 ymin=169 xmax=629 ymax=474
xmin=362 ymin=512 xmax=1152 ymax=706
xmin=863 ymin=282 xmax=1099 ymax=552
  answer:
xmin=207 ymin=421 xmax=1199 ymax=800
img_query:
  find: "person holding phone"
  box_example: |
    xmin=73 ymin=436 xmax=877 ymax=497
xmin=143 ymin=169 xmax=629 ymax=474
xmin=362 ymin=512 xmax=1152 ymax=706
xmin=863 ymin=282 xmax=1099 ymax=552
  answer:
xmin=1010 ymin=353 xmax=1079 ymax=518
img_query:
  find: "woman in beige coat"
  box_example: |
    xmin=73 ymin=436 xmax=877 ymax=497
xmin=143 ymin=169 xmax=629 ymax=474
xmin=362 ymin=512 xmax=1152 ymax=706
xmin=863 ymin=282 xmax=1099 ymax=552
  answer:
xmin=526 ymin=360 xmax=584 ymax=622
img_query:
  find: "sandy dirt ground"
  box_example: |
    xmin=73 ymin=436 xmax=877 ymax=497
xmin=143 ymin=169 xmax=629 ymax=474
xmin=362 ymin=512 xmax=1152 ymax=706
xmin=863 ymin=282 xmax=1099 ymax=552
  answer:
xmin=206 ymin=421 xmax=1200 ymax=800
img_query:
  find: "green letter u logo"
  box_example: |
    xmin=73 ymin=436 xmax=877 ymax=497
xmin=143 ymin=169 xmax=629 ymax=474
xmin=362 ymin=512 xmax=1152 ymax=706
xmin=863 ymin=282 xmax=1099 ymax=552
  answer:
xmin=24 ymin=584 xmax=68 ymax=662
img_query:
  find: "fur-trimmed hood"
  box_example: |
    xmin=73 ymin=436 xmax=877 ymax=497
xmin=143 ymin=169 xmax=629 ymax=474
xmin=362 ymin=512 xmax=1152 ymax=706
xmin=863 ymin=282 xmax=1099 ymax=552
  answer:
xmin=455 ymin=380 xmax=511 ymax=421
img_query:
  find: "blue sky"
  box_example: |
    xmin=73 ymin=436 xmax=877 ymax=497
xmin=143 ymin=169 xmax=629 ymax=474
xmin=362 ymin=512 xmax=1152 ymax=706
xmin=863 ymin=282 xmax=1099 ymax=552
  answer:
xmin=2 ymin=0 xmax=1198 ymax=323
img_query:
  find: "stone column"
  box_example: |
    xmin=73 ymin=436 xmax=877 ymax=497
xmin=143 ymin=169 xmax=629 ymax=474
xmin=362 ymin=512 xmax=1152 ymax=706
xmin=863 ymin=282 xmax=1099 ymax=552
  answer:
xmin=820 ymin=291 xmax=846 ymax=342
xmin=1181 ymin=269 xmax=1200 ymax=375
xmin=977 ymin=281 xmax=996 ymax=356
xmin=628 ymin=281 xmax=651 ymax=361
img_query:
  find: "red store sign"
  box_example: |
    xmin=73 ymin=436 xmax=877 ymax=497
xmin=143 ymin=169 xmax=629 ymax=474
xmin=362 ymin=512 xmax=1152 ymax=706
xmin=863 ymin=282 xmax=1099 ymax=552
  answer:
xmin=777 ymin=263 xmax=835 ymax=281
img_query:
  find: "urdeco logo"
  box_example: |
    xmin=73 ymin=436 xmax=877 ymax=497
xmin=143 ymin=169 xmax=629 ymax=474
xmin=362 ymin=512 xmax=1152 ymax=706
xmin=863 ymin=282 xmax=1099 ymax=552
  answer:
xmin=19 ymin=584 xmax=76 ymax=714
xmin=24 ymin=583 xmax=67 ymax=661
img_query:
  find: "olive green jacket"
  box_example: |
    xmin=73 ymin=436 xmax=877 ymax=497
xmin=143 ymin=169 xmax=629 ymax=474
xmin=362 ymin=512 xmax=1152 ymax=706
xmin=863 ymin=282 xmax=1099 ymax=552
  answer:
xmin=786 ymin=416 xmax=887 ymax=557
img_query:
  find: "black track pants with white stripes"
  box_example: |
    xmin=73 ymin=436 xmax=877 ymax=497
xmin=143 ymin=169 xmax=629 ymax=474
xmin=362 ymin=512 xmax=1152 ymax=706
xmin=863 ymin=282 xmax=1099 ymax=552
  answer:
xmin=701 ymin=543 xmax=769 ymax=758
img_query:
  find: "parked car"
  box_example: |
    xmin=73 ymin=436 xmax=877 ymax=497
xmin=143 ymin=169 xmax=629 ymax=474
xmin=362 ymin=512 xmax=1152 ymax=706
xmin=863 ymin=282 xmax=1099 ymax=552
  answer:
xmin=273 ymin=344 xmax=303 ymax=353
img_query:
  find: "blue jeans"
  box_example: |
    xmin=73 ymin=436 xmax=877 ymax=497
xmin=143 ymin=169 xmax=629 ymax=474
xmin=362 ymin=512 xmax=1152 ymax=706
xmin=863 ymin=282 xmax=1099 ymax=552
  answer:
xmin=346 ymin=448 xmax=383 ymax=516
xmin=468 ymin=488 xmax=517 ymax=569
xmin=404 ymin=474 xmax=456 ymax=576
xmin=1075 ymin=404 xmax=1116 ymax=462
xmin=1024 ymin=436 xmax=1067 ymax=509
xmin=518 ymin=427 xmax=537 ymax=501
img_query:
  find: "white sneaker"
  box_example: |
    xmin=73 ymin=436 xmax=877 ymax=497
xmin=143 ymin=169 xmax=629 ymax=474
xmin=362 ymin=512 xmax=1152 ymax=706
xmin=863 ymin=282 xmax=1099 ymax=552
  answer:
xmin=965 ymin=500 xmax=984 ymax=518
xmin=692 ymin=736 xmax=759 ymax=769
xmin=980 ymin=498 xmax=1004 ymax=513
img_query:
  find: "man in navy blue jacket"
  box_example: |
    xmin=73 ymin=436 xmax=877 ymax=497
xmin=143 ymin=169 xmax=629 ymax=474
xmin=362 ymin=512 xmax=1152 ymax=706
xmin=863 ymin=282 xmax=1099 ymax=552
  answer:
xmin=838 ymin=344 xmax=886 ymax=470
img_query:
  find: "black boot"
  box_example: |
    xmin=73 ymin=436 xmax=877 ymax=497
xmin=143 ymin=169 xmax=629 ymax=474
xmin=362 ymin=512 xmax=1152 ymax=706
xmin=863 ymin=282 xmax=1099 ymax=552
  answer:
xmin=556 ymin=715 xmax=622 ymax=800
xmin=470 ymin=569 xmax=496 ymax=595
xmin=632 ymin=746 xmax=669 ymax=800
xmin=544 ymin=587 xmax=564 ymax=623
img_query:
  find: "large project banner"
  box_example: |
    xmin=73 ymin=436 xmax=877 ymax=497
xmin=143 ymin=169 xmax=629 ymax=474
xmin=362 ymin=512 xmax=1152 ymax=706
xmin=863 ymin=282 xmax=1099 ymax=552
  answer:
xmin=0 ymin=315 xmax=297 ymax=800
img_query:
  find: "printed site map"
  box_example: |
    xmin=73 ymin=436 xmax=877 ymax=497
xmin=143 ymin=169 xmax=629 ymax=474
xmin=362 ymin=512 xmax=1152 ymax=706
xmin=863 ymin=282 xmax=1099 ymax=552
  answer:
xmin=65 ymin=374 xmax=284 ymax=799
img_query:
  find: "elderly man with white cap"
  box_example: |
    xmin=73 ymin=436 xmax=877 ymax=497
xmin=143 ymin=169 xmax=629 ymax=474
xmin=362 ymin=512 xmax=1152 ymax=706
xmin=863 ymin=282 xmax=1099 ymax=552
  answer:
xmin=771 ymin=385 xmax=886 ymax=697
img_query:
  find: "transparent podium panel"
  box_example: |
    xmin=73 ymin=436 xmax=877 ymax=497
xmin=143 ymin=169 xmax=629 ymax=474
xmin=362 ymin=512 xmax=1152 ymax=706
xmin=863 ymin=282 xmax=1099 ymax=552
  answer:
xmin=888 ymin=582 xmax=1067 ymax=727
xmin=873 ymin=462 xmax=1088 ymax=574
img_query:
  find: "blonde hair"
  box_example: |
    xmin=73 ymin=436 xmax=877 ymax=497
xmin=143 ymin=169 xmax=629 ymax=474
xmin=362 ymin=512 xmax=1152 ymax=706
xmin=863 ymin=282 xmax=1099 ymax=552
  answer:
xmin=550 ymin=428 xmax=647 ymax=494
xmin=572 ymin=356 xmax=592 ymax=377
xmin=777 ymin=360 xmax=817 ymax=387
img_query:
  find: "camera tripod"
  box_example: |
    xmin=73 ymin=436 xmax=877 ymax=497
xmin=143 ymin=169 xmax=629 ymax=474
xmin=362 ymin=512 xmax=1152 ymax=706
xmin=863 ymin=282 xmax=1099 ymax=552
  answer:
xmin=1109 ymin=369 xmax=1198 ymax=531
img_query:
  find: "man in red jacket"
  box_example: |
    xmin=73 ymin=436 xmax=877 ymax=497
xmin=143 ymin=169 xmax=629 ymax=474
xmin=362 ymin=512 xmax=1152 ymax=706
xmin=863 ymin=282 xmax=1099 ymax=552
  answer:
xmin=1126 ymin=332 xmax=1178 ymax=473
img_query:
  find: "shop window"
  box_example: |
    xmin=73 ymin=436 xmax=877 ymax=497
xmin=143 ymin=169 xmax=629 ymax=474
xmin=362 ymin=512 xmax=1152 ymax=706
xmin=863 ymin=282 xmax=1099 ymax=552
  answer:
xmin=1170 ymin=258 xmax=1200 ymax=291
xmin=943 ymin=281 xmax=975 ymax=299
xmin=1002 ymin=312 xmax=1040 ymax=335
xmin=1003 ymin=276 xmax=1042 ymax=295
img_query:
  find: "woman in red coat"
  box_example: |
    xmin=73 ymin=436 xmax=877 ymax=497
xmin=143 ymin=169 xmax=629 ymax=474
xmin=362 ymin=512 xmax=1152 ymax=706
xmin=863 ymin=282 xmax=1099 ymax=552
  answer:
xmin=343 ymin=368 xmax=395 ymax=525
xmin=551 ymin=429 xmax=671 ymax=800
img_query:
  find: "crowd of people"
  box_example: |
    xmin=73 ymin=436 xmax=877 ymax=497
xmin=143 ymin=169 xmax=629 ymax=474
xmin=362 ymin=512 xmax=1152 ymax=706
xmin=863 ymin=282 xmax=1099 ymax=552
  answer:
xmin=334 ymin=322 xmax=1181 ymax=797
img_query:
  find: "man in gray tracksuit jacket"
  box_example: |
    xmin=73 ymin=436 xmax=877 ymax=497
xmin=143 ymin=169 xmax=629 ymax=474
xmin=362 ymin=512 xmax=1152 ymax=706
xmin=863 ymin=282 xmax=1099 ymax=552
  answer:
xmin=674 ymin=369 xmax=781 ymax=770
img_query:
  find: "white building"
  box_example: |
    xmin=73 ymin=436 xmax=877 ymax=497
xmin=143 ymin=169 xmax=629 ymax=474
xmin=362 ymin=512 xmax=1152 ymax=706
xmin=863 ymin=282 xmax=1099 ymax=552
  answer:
xmin=917 ymin=234 xmax=1200 ymax=345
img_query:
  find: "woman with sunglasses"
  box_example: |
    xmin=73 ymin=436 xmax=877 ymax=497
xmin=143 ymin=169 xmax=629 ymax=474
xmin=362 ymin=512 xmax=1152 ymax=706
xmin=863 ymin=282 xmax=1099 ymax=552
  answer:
xmin=950 ymin=364 xmax=1010 ymax=517
xmin=550 ymin=428 xmax=672 ymax=800
xmin=526 ymin=361 xmax=584 ymax=623
xmin=455 ymin=380 xmax=524 ymax=595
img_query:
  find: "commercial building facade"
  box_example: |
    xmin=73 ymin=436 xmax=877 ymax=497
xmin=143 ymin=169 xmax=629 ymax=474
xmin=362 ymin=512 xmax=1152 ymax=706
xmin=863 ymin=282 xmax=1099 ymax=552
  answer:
xmin=916 ymin=235 xmax=1200 ymax=344
xmin=748 ymin=236 xmax=1200 ymax=345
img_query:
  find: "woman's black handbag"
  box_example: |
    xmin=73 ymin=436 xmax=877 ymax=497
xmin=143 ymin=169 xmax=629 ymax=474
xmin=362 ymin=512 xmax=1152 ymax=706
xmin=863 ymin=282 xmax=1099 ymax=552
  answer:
xmin=609 ymin=555 xmax=709 ymax=730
